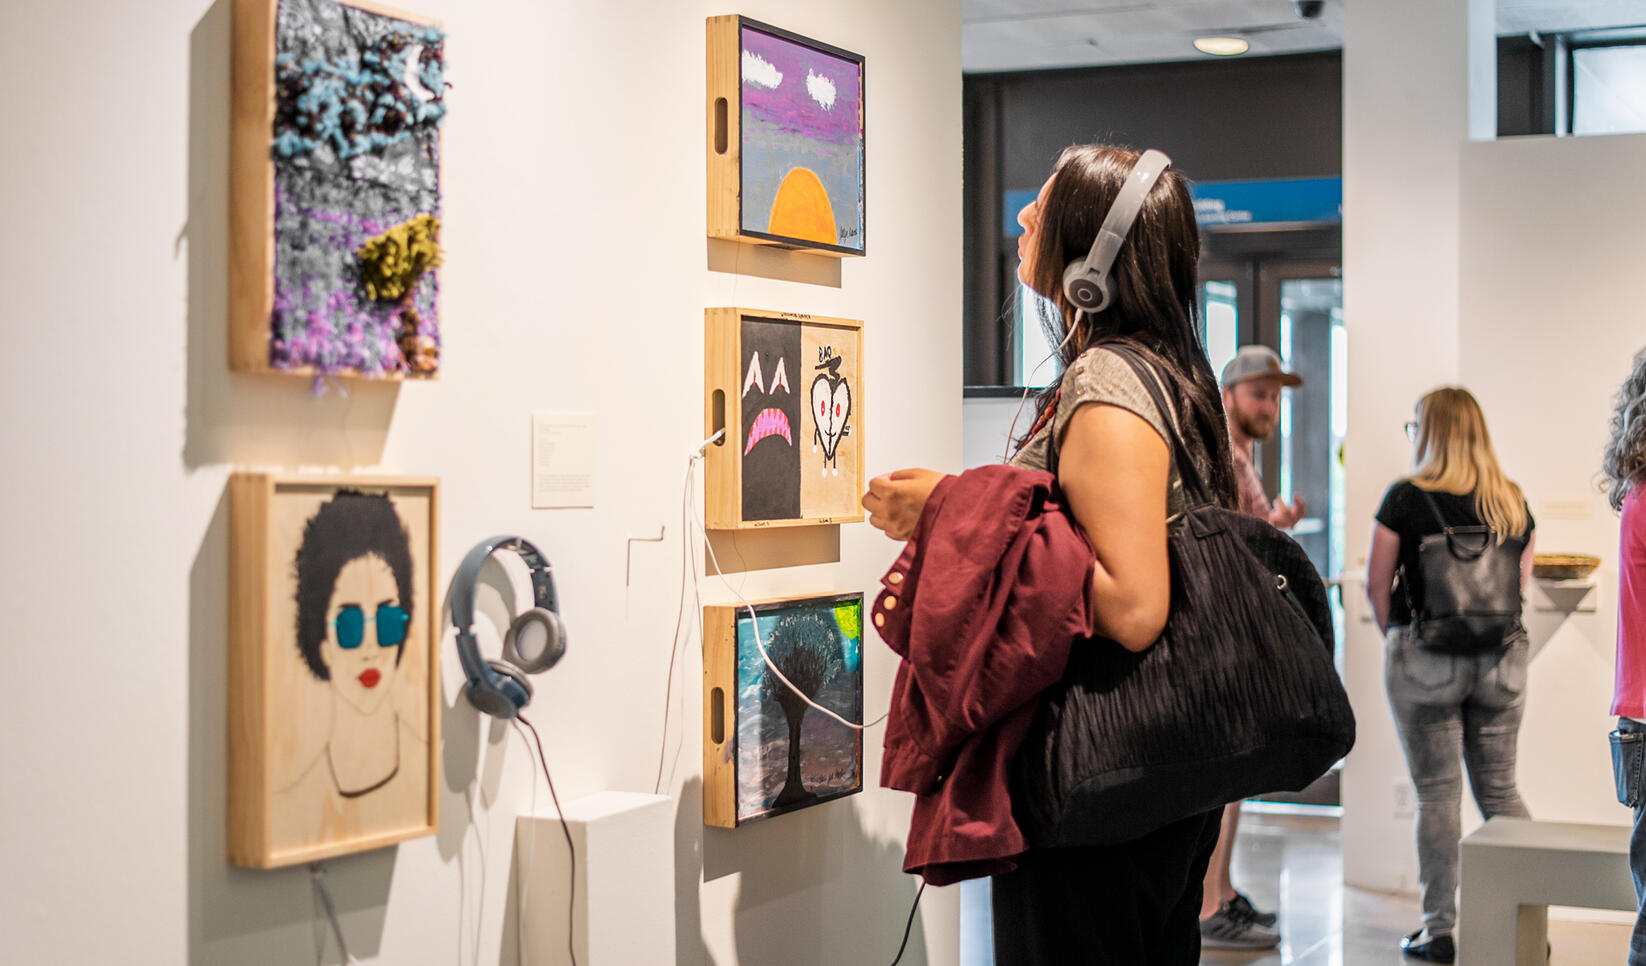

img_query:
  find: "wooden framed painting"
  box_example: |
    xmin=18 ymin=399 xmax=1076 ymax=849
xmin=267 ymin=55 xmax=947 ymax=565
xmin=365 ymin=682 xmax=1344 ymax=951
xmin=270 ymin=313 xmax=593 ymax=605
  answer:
xmin=706 ymin=15 xmax=865 ymax=257
xmin=703 ymin=593 xmax=864 ymax=828
xmin=704 ymin=308 xmax=864 ymax=530
xmin=230 ymin=0 xmax=447 ymax=378
xmin=228 ymin=473 xmax=440 ymax=868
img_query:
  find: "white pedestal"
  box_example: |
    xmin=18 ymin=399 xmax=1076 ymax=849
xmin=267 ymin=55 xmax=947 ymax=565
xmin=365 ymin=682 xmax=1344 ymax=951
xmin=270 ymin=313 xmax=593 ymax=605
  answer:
xmin=516 ymin=791 xmax=676 ymax=966
xmin=1458 ymin=817 xmax=1633 ymax=966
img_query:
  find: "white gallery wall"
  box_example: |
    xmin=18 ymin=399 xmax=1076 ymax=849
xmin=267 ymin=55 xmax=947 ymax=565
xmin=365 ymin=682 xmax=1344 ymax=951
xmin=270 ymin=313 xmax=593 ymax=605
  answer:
xmin=1342 ymin=0 xmax=1643 ymax=893
xmin=0 ymin=1 xmax=963 ymax=963
xmin=1457 ymin=132 xmax=1646 ymax=826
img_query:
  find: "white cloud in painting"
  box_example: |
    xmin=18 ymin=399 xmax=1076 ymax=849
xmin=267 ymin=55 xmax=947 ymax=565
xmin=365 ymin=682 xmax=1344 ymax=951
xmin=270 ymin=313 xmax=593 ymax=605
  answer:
xmin=806 ymin=70 xmax=837 ymax=109
xmin=742 ymin=51 xmax=783 ymax=89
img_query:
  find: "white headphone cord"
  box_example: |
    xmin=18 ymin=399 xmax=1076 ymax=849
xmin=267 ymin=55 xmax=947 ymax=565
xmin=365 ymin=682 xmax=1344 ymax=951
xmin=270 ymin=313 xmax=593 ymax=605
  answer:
xmin=653 ymin=444 xmax=710 ymax=795
xmin=1002 ymin=307 xmax=1085 ymax=463
xmin=686 ymin=441 xmax=888 ymax=732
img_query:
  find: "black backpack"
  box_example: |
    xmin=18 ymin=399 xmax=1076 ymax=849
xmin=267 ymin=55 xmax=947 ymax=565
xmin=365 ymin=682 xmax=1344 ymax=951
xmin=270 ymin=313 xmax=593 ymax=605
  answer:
xmin=1402 ymin=488 xmax=1526 ymax=654
xmin=1011 ymin=344 xmax=1355 ymax=847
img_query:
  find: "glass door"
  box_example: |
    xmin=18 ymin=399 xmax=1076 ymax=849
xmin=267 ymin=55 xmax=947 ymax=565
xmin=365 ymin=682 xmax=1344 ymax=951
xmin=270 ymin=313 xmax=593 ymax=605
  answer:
xmin=1198 ymin=260 xmax=1255 ymax=380
xmin=1257 ymin=261 xmax=1345 ymax=598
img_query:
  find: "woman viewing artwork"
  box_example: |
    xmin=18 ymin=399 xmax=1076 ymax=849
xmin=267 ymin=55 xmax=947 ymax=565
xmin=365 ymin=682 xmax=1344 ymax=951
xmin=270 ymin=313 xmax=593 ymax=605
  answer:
xmin=865 ymin=144 xmax=1241 ymax=964
xmin=1365 ymin=388 xmax=1535 ymax=964
xmin=1603 ymin=349 xmax=1646 ymax=966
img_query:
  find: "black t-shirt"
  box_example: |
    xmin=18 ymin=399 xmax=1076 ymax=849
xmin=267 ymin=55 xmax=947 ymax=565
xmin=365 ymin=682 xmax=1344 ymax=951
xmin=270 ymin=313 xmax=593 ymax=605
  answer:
xmin=1374 ymin=481 xmax=1535 ymax=625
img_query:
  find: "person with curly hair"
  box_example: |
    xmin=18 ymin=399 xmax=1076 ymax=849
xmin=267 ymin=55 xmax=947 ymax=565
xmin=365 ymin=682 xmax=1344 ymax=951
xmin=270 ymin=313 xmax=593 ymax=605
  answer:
xmin=1604 ymin=348 xmax=1646 ymax=966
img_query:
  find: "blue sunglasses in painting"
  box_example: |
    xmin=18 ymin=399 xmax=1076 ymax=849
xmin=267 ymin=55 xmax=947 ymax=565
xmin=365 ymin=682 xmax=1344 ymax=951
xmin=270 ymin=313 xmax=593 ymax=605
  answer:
xmin=334 ymin=603 xmax=411 ymax=649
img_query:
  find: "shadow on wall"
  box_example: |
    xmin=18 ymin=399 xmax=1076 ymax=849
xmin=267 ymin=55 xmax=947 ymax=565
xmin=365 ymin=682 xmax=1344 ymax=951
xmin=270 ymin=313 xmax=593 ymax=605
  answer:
xmin=701 ymin=794 xmax=930 ymax=965
xmin=437 ymin=555 xmax=529 ymax=964
xmin=707 ymin=238 xmax=843 ymax=288
xmin=674 ymin=776 xmax=718 ymax=966
xmin=186 ymin=479 xmax=523 ymax=962
xmin=182 ymin=0 xmax=398 ymax=475
xmin=704 ymin=525 xmax=842 ymax=575
xmin=187 ymin=483 xmax=398 ymax=964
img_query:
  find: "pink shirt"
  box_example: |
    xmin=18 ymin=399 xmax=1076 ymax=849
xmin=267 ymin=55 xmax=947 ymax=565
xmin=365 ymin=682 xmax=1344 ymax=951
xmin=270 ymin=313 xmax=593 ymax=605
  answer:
xmin=1230 ymin=442 xmax=1269 ymax=520
xmin=1612 ymin=487 xmax=1646 ymax=717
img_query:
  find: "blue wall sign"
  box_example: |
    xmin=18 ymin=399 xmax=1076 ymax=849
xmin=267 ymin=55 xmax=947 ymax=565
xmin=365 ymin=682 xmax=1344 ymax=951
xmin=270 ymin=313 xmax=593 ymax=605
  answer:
xmin=1191 ymin=177 xmax=1342 ymax=227
xmin=1002 ymin=176 xmax=1341 ymax=236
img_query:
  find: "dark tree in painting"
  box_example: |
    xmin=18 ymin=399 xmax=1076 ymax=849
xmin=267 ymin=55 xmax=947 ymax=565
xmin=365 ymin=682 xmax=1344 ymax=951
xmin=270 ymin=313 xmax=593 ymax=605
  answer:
xmin=760 ymin=611 xmax=842 ymax=806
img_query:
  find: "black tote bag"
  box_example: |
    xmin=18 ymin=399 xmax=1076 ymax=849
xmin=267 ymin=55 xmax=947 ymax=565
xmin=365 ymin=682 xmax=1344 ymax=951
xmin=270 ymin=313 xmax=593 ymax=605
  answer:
xmin=1012 ymin=344 xmax=1355 ymax=847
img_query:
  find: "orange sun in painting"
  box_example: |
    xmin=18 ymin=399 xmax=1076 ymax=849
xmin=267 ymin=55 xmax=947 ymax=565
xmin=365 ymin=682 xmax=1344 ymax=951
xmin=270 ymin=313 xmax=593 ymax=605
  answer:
xmin=767 ymin=167 xmax=838 ymax=245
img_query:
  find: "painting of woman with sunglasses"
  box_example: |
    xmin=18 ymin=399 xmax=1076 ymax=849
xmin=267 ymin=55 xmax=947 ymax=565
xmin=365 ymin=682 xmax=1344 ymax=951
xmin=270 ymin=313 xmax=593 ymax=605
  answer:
xmin=272 ymin=488 xmax=430 ymax=848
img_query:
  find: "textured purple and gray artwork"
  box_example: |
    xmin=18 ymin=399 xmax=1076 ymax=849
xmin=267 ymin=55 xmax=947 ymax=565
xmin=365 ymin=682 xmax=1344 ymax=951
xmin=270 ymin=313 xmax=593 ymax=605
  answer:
xmin=739 ymin=24 xmax=864 ymax=252
xmin=270 ymin=0 xmax=445 ymax=376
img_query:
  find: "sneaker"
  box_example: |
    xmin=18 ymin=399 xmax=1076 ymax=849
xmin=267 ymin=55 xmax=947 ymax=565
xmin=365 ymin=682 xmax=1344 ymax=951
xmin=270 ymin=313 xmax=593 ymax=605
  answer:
xmin=1228 ymin=891 xmax=1278 ymax=927
xmin=1398 ymin=929 xmax=1455 ymax=963
xmin=1200 ymin=902 xmax=1281 ymax=950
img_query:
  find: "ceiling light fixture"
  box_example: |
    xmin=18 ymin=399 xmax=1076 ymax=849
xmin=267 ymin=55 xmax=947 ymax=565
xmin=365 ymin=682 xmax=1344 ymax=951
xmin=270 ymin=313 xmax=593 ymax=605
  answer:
xmin=1194 ymin=36 xmax=1250 ymax=56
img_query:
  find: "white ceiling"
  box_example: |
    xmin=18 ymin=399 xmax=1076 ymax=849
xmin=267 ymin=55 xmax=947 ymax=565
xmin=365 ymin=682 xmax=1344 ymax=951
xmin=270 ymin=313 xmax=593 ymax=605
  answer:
xmin=962 ymin=0 xmax=1646 ymax=73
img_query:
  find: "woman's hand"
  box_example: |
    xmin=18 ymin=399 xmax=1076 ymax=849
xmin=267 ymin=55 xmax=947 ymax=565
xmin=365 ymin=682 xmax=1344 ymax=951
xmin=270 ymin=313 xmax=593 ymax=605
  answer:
xmin=862 ymin=468 xmax=947 ymax=540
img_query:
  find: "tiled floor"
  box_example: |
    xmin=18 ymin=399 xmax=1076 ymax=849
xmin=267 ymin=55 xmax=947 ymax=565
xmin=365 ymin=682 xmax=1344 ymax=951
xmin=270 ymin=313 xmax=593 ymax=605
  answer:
xmin=959 ymin=810 xmax=1632 ymax=965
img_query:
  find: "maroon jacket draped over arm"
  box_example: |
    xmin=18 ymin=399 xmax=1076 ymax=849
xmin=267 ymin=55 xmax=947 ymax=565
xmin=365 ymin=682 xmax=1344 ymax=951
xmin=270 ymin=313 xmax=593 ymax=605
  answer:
xmin=876 ymin=464 xmax=1096 ymax=884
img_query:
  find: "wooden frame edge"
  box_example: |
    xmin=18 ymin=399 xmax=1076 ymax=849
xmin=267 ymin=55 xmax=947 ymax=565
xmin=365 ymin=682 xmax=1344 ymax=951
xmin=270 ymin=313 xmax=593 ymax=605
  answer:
xmin=703 ymin=15 xmax=865 ymax=259
xmin=226 ymin=471 xmax=441 ymax=868
xmin=229 ymin=0 xmax=447 ymax=378
xmin=701 ymin=592 xmax=867 ymax=829
xmin=229 ymin=0 xmax=275 ymax=373
xmin=704 ymin=308 xmax=867 ymax=530
xmin=702 ymin=603 xmax=738 ymax=829
xmin=228 ymin=472 xmax=273 ymax=867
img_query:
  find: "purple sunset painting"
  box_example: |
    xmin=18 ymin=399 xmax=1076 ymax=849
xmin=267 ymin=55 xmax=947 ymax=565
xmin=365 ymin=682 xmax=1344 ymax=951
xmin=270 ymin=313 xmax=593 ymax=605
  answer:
xmin=739 ymin=23 xmax=864 ymax=252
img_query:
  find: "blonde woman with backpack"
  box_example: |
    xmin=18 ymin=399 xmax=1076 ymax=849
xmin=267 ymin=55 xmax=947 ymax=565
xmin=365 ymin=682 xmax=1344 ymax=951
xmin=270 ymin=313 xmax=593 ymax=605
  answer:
xmin=1365 ymin=387 xmax=1536 ymax=964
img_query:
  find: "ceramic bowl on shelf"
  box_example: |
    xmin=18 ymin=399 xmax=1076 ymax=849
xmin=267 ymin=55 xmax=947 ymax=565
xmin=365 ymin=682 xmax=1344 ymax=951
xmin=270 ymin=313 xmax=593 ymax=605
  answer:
xmin=1532 ymin=553 xmax=1602 ymax=581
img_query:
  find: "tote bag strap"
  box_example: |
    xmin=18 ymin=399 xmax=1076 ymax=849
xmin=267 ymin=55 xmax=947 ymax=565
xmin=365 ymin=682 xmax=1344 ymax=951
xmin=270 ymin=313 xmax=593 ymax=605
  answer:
xmin=1415 ymin=485 xmax=1494 ymax=560
xmin=1417 ymin=486 xmax=1450 ymax=531
xmin=1102 ymin=342 xmax=1213 ymax=506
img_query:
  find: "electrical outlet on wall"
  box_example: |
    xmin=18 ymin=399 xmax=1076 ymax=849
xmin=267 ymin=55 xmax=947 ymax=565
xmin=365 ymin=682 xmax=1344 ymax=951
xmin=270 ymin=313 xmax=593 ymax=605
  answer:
xmin=1393 ymin=780 xmax=1416 ymax=819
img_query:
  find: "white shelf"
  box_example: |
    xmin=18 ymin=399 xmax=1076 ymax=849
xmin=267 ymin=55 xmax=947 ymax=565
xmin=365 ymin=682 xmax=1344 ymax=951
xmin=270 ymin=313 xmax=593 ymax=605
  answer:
xmin=1530 ymin=577 xmax=1599 ymax=613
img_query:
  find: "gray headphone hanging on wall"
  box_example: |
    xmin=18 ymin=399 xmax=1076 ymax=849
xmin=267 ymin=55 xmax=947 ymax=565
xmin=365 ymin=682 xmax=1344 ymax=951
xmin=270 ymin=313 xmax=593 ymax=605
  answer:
xmin=448 ymin=535 xmax=567 ymax=720
xmin=1061 ymin=148 xmax=1173 ymax=314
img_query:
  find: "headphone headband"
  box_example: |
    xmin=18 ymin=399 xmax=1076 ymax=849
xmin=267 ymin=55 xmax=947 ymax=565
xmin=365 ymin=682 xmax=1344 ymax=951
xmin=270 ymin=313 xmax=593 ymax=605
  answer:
xmin=1061 ymin=148 xmax=1172 ymax=314
xmin=450 ymin=535 xmax=562 ymax=719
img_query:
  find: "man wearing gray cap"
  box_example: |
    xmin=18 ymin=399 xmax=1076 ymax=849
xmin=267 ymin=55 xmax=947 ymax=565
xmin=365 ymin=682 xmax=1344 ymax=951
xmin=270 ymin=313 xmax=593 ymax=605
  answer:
xmin=1221 ymin=345 xmax=1306 ymax=528
xmin=1198 ymin=344 xmax=1304 ymax=950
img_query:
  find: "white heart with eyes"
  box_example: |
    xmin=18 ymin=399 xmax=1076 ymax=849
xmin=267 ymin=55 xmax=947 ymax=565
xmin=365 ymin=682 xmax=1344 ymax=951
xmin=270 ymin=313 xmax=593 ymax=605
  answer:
xmin=810 ymin=375 xmax=852 ymax=461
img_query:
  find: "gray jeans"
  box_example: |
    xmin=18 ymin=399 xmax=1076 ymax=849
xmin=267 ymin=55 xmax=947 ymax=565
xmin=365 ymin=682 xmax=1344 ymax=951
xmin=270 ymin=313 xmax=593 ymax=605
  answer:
xmin=1385 ymin=625 xmax=1531 ymax=938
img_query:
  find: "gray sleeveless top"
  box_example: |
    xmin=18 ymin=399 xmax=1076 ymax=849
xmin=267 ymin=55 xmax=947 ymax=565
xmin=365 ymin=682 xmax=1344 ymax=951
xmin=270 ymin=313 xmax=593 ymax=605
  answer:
xmin=1009 ymin=346 xmax=1190 ymax=518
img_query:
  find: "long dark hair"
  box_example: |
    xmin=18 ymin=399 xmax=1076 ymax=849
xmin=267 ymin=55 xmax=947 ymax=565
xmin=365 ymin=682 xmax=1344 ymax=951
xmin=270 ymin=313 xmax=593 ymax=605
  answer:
xmin=1013 ymin=144 xmax=1237 ymax=508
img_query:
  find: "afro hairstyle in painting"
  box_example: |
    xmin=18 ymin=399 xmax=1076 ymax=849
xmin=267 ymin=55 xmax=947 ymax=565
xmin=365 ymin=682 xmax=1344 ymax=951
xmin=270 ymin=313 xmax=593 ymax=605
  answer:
xmin=293 ymin=489 xmax=416 ymax=681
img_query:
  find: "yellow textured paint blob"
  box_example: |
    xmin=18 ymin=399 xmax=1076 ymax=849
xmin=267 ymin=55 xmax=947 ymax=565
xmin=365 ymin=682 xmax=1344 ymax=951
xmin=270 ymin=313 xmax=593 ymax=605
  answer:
xmin=767 ymin=168 xmax=838 ymax=245
xmin=356 ymin=213 xmax=442 ymax=302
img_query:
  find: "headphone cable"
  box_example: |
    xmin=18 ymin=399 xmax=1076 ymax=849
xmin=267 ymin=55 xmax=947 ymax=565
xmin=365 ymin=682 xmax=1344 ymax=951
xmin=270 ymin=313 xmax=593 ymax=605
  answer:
xmin=517 ymin=713 xmax=579 ymax=966
xmin=686 ymin=446 xmax=887 ymax=732
xmin=887 ymin=880 xmax=927 ymax=966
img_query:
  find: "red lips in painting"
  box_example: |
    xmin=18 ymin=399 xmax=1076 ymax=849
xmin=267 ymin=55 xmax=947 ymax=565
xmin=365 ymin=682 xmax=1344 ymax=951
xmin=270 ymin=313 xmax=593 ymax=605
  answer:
xmin=744 ymin=407 xmax=794 ymax=454
xmin=358 ymin=669 xmax=382 ymax=689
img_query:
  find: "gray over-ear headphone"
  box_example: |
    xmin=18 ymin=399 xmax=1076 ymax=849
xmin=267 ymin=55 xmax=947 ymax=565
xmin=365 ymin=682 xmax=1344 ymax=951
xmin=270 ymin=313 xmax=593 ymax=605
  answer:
xmin=449 ymin=535 xmax=566 ymax=719
xmin=1061 ymin=148 xmax=1173 ymax=314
